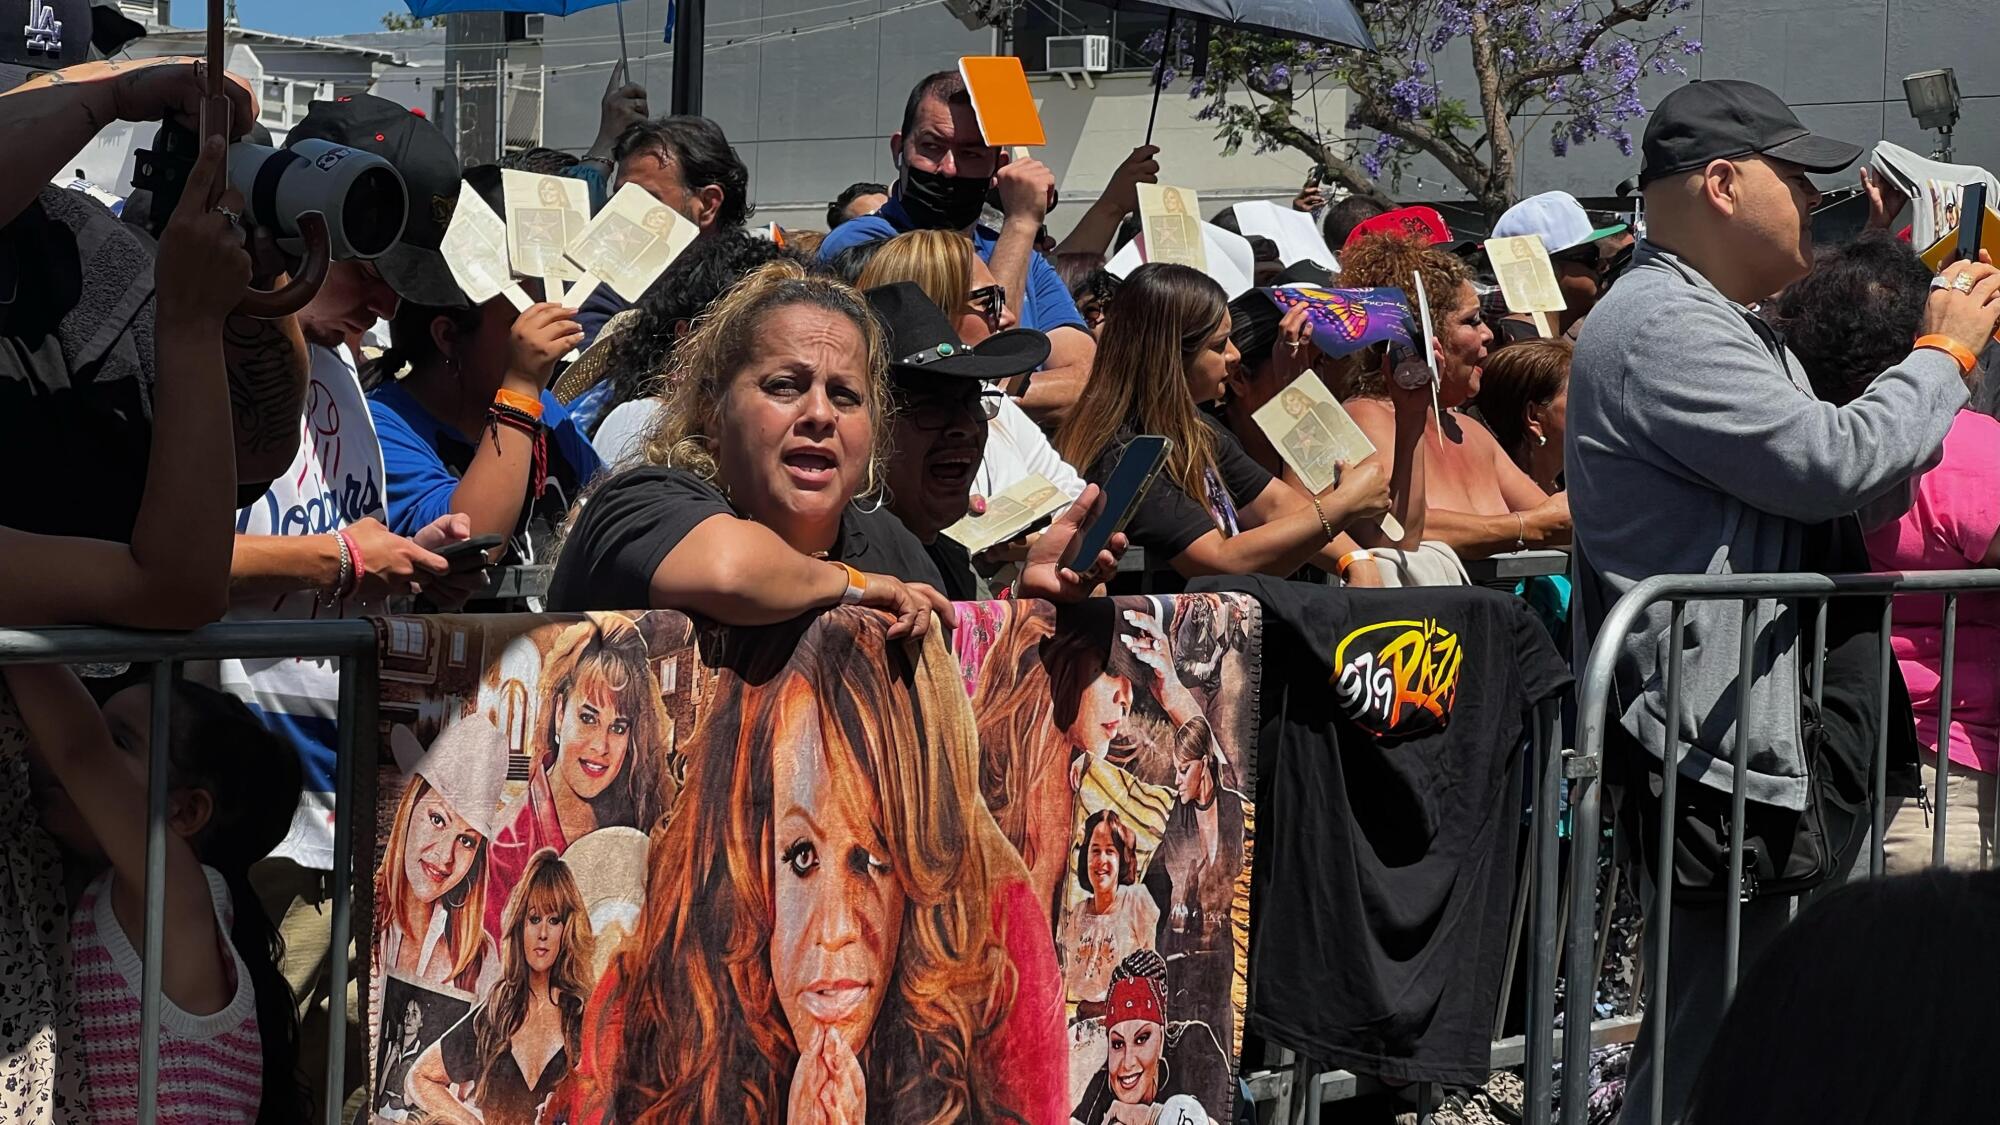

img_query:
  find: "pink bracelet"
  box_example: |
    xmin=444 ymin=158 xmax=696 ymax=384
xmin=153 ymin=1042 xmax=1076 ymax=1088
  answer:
xmin=337 ymin=529 xmax=365 ymax=597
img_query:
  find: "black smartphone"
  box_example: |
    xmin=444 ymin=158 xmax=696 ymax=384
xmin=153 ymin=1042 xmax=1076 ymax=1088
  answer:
xmin=1306 ymin=163 xmax=1328 ymax=188
xmin=435 ymin=534 xmax=505 ymax=574
xmin=1071 ymin=436 xmax=1172 ymax=564
xmin=1949 ymin=182 xmax=1987 ymax=267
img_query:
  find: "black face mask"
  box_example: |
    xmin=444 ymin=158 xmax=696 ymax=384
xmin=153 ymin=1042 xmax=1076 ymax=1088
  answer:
xmin=898 ymin=161 xmax=989 ymax=232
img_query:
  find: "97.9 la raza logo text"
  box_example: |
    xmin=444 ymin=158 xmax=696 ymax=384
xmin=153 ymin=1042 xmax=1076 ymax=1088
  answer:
xmin=1332 ymin=618 xmax=1463 ymax=737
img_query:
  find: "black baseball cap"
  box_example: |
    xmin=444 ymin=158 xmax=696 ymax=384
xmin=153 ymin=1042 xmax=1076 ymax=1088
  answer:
xmin=866 ymin=282 xmax=1049 ymax=383
xmin=1640 ymin=80 xmax=1863 ymax=186
xmin=0 ymin=0 xmax=88 ymax=69
xmin=288 ymin=93 xmax=466 ymax=307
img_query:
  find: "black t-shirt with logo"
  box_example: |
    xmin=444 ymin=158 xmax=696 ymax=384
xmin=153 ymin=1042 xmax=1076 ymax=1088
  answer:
xmin=1194 ymin=575 xmax=1570 ymax=1086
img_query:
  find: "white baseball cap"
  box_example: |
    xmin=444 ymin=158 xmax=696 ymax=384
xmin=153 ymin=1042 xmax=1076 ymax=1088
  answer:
xmin=390 ymin=717 xmax=509 ymax=840
xmin=1492 ymin=191 xmax=1627 ymax=255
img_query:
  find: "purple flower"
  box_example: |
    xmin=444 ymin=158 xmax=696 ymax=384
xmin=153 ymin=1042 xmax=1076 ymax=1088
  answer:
xmin=1683 ymin=38 xmax=1702 ymax=53
xmin=1270 ymin=63 xmax=1292 ymax=85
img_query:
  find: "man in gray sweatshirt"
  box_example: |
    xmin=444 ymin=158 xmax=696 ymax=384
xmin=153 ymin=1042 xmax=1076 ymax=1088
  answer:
xmin=1568 ymin=79 xmax=2000 ymax=1124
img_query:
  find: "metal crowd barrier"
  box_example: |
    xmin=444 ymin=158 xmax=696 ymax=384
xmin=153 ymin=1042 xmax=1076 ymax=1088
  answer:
xmin=1556 ymin=568 xmax=2000 ymax=1125
xmin=0 ymin=621 xmax=379 ymax=1125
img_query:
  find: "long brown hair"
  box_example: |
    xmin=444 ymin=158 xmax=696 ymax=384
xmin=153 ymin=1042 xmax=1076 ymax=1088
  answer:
xmin=858 ymin=229 xmax=975 ymax=316
xmin=375 ymin=776 xmax=490 ymax=991
xmin=535 ymin=613 xmax=679 ymax=832
xmin=603 ymin=610 xmax=1022 ymax=1124
xmin=1055 ymin=262 xmax=1227 ymax=506
xmin=473 ymin=849 xmax=595 ymax=1099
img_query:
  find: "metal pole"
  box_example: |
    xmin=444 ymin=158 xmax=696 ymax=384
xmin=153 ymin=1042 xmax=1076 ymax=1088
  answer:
xmin=1644 ymin=601 xmax=1687 ymax=1125
xmin=138 ymin=660 xmax=178 ymax=1125
xmin=1524 ymin=698 xmax=1562 ymax=1124
xmin=324 ymin=656 xmax=362 ymax=1125
xmin=1723 ymin=600 xmax=1757 ymax=997
xmin=1144 ymin=9 xmax=1177 ymax=146
xmin=671 ymin=0 xmax=705 ymax=116
xmin=1932 ymin=595 xmax=1959 ymax=867
xmin=1872 ymin=598 xmax=1895 ymax=875
xmin=495 ymin=55 xmax=506 ymax=162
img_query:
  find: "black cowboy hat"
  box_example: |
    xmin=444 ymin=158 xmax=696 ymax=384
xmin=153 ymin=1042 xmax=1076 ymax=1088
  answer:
xmin=864 ymin=281 xmax=1050 ymax=383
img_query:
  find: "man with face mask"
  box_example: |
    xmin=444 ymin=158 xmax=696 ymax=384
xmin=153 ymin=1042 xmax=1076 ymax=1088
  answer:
xmin=818 ymin=70 xmax=1096 ymax=431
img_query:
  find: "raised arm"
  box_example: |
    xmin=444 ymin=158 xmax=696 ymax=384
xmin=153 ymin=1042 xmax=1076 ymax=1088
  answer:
xmin=0 ymin=134 xmax=249 ymax=629
xmin=377 ymin=304 xmax=583 ymax=551
xmin=0 ymin=665 xmax=229 ymax=1016
xmin=0 ymin=58 xmax=253 ymax=226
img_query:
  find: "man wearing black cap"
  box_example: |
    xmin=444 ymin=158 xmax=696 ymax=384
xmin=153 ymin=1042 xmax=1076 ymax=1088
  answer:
xmin=1568 ymin=79 xmax=2000 ymax=1124
xmin=224 ymin=94 xmax=489 ymax=1118
xmin=865 ymin=281 xmax=1123 ymax=602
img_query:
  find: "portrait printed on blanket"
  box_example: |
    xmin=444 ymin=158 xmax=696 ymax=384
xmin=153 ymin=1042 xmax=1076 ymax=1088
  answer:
xmin=369 ymin=607 xmax=1076 ymax=1124
xmin=956 ymin=594 xmax=1261 ymax=1125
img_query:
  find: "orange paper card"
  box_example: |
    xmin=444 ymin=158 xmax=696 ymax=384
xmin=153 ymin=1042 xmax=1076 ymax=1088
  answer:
xmin=958 ymin=56 xmax=1046 ymax=147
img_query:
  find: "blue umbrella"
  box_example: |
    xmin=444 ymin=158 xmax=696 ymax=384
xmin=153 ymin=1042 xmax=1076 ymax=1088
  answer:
xmin=404 ymin=0 xmax=632 ymax=68
xmin=1130 ymin=0 xmax=1373 ymax=142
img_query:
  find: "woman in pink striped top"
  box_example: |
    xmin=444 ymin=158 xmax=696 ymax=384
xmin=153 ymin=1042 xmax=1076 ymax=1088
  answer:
xmin=2 ymin=664 xmax=304 ymax=1124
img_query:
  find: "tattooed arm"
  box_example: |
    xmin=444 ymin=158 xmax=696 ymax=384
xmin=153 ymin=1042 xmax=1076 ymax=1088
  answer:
xmin=225 ymin=300 xmax=308 ymax=498
xmin=0 ymin=58 xmax=254 ymax=226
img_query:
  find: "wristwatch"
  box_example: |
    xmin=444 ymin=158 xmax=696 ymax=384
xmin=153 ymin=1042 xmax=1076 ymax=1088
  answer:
xmin=836 ymin=562 xmax=867 ymax=605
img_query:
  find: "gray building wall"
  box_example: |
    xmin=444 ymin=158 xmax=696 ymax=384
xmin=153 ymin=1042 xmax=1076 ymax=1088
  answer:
xmin=534 ymin=0 xmax=1992 ymax=231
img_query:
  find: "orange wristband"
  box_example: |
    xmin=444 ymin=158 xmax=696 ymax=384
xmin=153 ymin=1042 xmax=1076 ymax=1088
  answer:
xmin=493 ymin=388 xmax=545 ymax=419
xmin=1915 ymin=334 xmax=1978 ymax=375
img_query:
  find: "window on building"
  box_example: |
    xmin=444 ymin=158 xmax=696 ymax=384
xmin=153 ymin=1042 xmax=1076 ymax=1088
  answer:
xmin=1011 ymin=0 xmax=1168 ymax=73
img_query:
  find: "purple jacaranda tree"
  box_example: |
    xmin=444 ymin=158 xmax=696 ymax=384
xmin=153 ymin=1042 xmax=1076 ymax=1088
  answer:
xmin=1141 ymin=0 xmax=1700 ymax=219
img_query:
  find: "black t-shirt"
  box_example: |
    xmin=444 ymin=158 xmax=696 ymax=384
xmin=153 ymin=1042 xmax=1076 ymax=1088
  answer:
xmin=924 ymin=534 xmax=987 ymax=602
xmin=548 ymin=465 xmax=946 ymax=611
xmin=0 ymin=188 xmax=157 ymax=542
xmin=438 ymin=1009 xmax=567 ymax=1125
xmin=1196 ymin=575 xmax=1570 ymax=1086
xmin=1084 ymin=416 xmax=1275 ymax=563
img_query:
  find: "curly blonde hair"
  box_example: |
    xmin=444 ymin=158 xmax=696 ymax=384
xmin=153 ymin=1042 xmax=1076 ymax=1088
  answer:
xmin=1332 ymin=232 xmax=1474 ymax=399
xmin=639 ymin=259 xmax=894 ymax=498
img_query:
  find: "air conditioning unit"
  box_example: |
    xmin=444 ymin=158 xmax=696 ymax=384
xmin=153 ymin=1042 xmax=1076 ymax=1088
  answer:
xmin=521 ymin=13 xmax=546 ymax=38
xmin=1045 ymin=34 xmax=1110 ymax=74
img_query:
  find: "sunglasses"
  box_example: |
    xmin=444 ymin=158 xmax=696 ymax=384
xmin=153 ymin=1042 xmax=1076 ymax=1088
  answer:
xmin=901 ymin=387 xmax=1005 ymax=431
xmin=968 ymin=284 xmax=1008 ymax=324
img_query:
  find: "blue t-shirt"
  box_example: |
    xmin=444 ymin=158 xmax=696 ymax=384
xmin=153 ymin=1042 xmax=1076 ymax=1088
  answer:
xmin=367 ymin=380 xmax=603 ymax=550
xmin=817 ymin=197 xmax=1087 ymax=334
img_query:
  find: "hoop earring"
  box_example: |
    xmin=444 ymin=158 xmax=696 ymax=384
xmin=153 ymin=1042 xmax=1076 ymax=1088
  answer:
xmin=852 ymin=489 xmax=887 ymax=514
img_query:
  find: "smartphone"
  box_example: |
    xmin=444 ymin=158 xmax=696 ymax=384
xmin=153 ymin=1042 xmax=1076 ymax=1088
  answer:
xmin=1949 ymin=182 xmax=1987 ymax=267
xmin=1305 ymin=163 xmax=1328 ymax=188
xmin=1071 ymin=436 xmax=1172 ymax=564
xmin=434 ymin=534 xmax=505 ymax=574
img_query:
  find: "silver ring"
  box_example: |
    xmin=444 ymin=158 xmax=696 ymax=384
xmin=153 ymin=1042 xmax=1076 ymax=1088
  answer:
xmin=1932 ymin=275 xmax=1954 ymax=291
xmin=1287 ymin=339 xmax=1303 ymax=355
xmin=214 ymin=205 xmax=242 ymax=227
xmin=1954 ymin=272 xmax=1977 ymax=293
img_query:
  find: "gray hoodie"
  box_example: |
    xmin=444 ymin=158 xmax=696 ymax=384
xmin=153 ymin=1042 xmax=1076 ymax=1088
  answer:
xmin=1567 ymin=241 xmax=1965 ymax=809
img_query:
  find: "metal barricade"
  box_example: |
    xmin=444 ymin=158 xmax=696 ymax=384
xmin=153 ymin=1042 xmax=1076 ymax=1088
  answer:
xmin=1555 ymin=568 xmax=2000 ymax=1125
xmin=0 ymin=620 xmax=379 ymax=1125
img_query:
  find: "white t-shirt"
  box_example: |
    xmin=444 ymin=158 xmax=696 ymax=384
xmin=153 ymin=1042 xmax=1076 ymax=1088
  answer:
xmin=592 ymin=396 xmax=661 ymax=468
xmin=975 ymin=396 xmax=1085 ymax=503
xmin=217 ymin=343 xmax=386 ymax=869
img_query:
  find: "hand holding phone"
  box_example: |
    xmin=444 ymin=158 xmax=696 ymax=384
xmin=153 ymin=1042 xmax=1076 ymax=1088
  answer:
xmin=1948 ymin=182 xmax=1987 ymax=268
xmin=1072 ymin=436 xmax=1172 ymax=564
xmin=434 ymin=534 xmax=505 ymax=575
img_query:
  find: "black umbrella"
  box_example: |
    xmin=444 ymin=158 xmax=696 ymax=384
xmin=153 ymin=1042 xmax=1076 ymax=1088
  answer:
xmin=1133 ymin=0 xmax=1375 ymax=142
